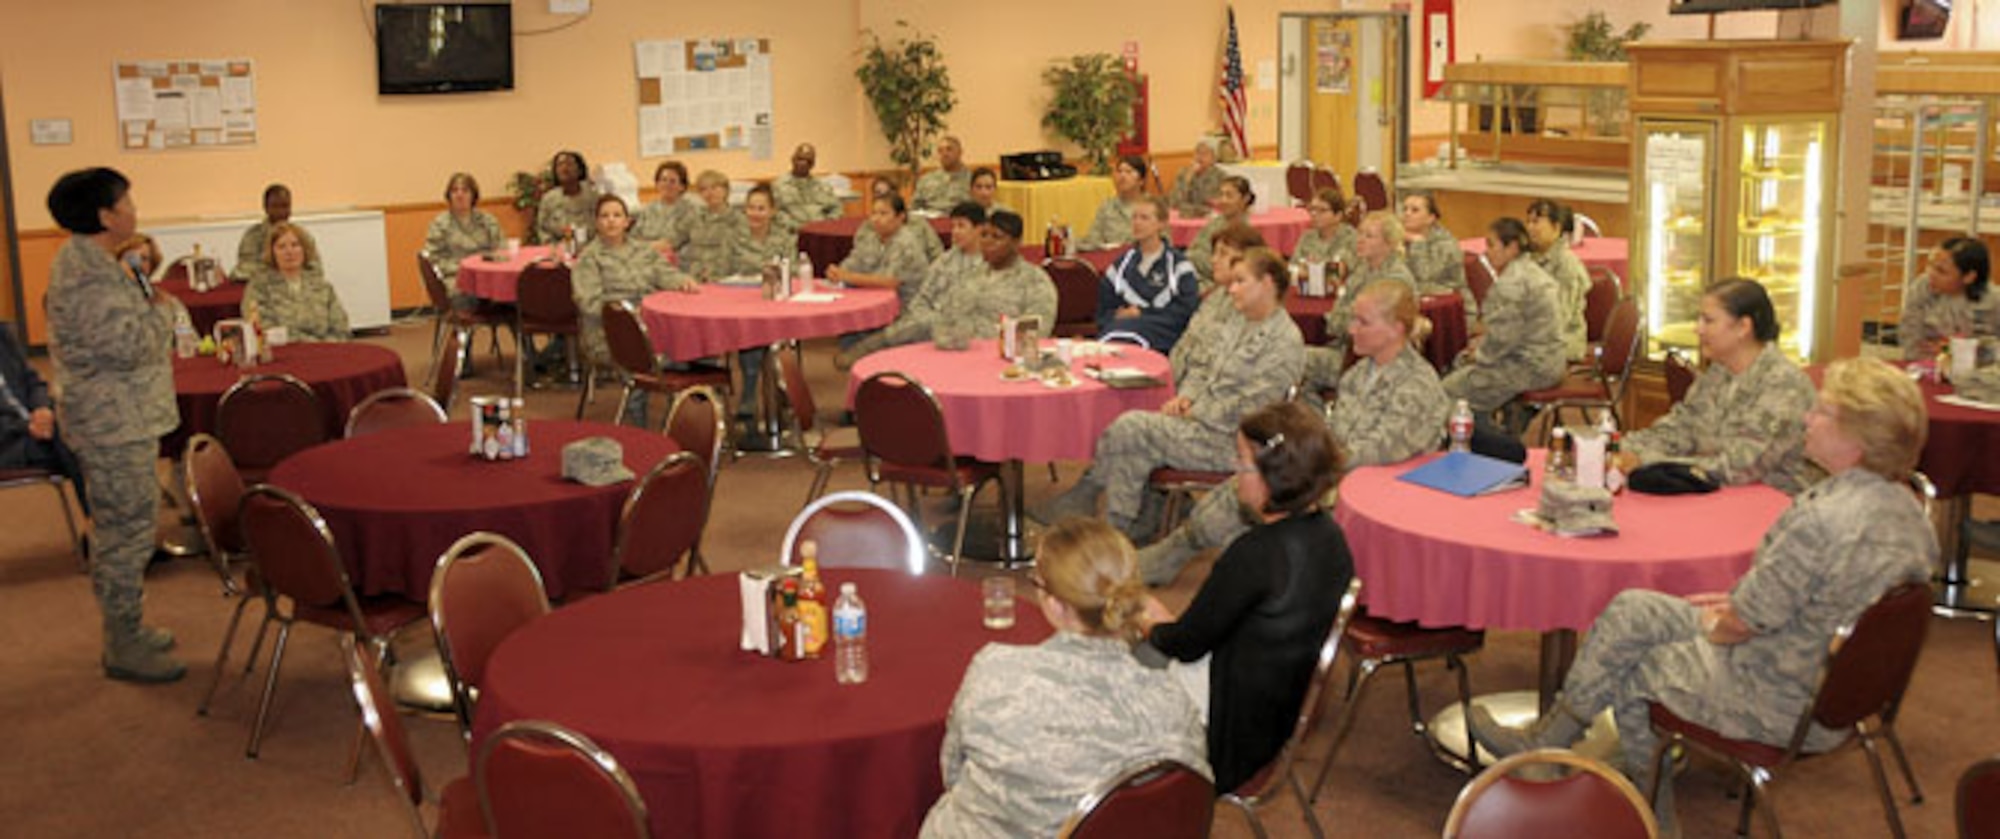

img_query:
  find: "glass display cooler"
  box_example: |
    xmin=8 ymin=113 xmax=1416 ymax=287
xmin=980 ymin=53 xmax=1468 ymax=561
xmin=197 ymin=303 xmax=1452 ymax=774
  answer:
xmin=1626 ymin=41 xmax=1846 ymax=363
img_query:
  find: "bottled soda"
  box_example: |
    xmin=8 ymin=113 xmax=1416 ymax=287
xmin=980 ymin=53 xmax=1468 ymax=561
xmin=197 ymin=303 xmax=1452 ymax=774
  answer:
xmin=1600 ymin=409 xmax=1625 ymax=493
xmin=775 ymin=578 xmax=804 ymax=662
xmin=796 ymin=542 xmax=828 ymax=659
xmin=1547 ymin=426 xmax=1570 ymax=479
xmin=833 ymin=582 xmax=868 ymax=685
xmin=1448 ymin=399 xmax=1474 ymax=454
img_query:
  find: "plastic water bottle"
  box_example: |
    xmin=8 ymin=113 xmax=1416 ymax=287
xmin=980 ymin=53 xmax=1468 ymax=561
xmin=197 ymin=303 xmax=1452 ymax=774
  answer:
xmin=795 ymin=250 xmax=814 ymax=295
xmin=173 ymin=318 xmax=198 ymax=360
xmin=1448 ymin=399 xmax=1474 ymax=454
xmin=833 ymin=582 xmax=868 ymax=685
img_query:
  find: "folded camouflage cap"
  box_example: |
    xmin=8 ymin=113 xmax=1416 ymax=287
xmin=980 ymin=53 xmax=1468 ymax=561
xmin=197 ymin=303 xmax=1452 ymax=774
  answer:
xmin=561 ymin=437 xmax=635 ymax=486
xmin=1537 ymin=481 xmax=1618 ymax=536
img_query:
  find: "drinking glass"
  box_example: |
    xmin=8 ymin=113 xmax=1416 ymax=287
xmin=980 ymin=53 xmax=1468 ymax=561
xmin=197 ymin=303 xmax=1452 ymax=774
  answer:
xmin=981 ymin=576 xmax=1016 ymax=630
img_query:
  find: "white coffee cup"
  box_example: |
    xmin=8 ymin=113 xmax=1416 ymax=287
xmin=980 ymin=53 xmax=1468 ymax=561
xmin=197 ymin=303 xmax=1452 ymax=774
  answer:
xmin=265 ymin=326 xmax=290 ymax=347
xmin=1950 ymin=336 xmax=1979 ymax=382
xmin=506 ymin=237 xmax=522 ymax=260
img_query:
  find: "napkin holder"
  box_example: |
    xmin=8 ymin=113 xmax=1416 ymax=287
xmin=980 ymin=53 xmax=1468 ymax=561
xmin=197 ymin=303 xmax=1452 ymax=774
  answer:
xmin=998 ymin=315 xmax=1043 ymax=362
xmin=740 ymin=566 xmax=803 ymax=655
xmin=212 ymin=318 xmax=259 ymax=369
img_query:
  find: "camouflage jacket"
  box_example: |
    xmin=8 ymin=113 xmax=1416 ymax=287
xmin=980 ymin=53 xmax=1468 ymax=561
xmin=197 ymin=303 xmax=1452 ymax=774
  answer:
xmin=45 ymin=236 xmax=177 ymax=448
xmin=1187 ymin=212 xmax=1250 ymax=292
xmin=631 ymin=196 xmax=699 ymax=249
xmin=572 ymin=238 xmax=694 ymax=315
xmin=1533 ymin=239 xmax=1590 ymax=360
xmin=536 ymin=184 xmax=600 ymax=246
xmin=1332 ymin=345 xmax=1451 ymax=467
xmin=731 ymin=225 xmax=800 ymax=277
xmin=1076 ymin=196 xmax=1135 ymax=252
xmin=232 ymin=221 xmax=318 ymax=281
xmin=1323 ymin=256 xmax=1416 ymax=355
xmin=913 ymin=168 xmax=972 ymax=214
xmin=1900 ymin=275 xmax=2000 ymax=360
xmin=244 ymin=269 xmax=351 ymax=342
xmin=1474 ymin=257 xmax=1567 ymax=384
xmin=1170 ymin=290 xmax=1242 ymax=389
xmin=1184 ymin=309 xmax=1305 ymax=433
xmin=1291 ymin=225 xmax=1357 ymax=270
xmin=936 ymin=257 xmax=1059 ymax=341
xmin=843 ymin=223 xmax=935 ymax=304
xmin=424 ymin=210 xmax=505 ymax=281
xmin=1406 ymin=225 xmax=1477 ymax=318
xmin=1624 ymin=344 xmax=1822 ymax=495
xmin=773 ymin=175 xmax=842 ymax=230
xmin=1170 ymin=165 xmax=1224 ymax=218
xmin=680 ymin=205 xmax=750 ymax=281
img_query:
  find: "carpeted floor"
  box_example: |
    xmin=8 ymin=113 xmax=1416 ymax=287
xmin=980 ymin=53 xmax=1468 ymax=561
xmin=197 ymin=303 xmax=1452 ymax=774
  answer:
xmin=2 ymin=316 xmax=1996 ymax=838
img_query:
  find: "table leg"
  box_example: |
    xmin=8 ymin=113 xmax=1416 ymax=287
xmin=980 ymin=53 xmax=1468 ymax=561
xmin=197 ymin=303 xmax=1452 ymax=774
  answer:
xmin=1538 ymin=629 xmax=1578 ymax=711
xmin=927 ymin=459 xmax=1038 ymax=566
xmin=736 ymin=344 xmax=797 ymax=457
xmin=1931 ymin=494 xmax=1994 ymax=618
xmin=1000 ymin=460 xmax=1031 ymax=564
xmin=1424 ymin=629 xmax=1609 ymax=773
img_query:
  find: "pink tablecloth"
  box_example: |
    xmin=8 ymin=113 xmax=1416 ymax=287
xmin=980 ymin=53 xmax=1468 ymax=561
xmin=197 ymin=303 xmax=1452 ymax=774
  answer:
xmin=1460 ymin=237 xmax=1630 ymax=284
xmin=457 ymin=246 xmax=556 ymax=303
xmin=845 ymin=340 xmax=1174 ymax=463
xmin=155 ymin=277 xmax=245 ymax=337
xmin=639 ymin=285 xmax=900 ymax=362
xmin=471 ymin=569 xmax=1051 ymax=839
xmin=1335 ymin=451 xmax=1790 ymax=633
xmin=1169 ymin=208 xmax=1311 ymax=254
xmin=167 ymin=343 xmax=407 ymax=458
xmin=267 ymin=420 xmax=679 ymax=600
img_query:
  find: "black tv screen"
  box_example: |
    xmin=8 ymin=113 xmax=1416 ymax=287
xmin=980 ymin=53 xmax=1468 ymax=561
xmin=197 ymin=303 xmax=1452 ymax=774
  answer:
xmin=376 ymin=3 xmax=513 ymax=95
xmin=1901 ymin=0 xmax=1952 ymax=40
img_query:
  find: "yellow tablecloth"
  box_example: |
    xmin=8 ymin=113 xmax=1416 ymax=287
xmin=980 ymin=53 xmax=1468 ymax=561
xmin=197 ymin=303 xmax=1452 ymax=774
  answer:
xmin=995 ymin=176 xmax=1116 ymax=246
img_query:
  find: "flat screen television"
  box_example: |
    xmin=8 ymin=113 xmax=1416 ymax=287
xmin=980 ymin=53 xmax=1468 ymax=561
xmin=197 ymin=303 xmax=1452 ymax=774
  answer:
xmin=1901 ymin=0 xmax=1952 ymax=40
xmin=376 ymin=3 xmax=513 ymax=95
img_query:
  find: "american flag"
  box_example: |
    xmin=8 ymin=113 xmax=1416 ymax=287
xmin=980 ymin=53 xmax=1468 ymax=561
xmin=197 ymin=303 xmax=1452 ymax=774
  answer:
xmin=1217 ymin=6 xmax=1248 ymax=158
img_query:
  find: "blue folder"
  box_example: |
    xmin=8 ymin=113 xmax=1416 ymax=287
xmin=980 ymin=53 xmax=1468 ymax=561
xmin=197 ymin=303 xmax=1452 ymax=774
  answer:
xmin=1397 ymin=451 xmax=1529 ymax=497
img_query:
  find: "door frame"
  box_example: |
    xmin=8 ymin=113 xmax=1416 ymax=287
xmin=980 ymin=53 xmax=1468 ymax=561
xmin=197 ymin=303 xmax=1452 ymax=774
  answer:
xmin=1277 ymin=11 xmax=1411 ymax=175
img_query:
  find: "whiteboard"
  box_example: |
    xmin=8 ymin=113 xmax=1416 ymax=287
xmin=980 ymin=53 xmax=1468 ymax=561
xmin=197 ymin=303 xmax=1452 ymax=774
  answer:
xmin=146 ymin=210 xmax=392 ymax=331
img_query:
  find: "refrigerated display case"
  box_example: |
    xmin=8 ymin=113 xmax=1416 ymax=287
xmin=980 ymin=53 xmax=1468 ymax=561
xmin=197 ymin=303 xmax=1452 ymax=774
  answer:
xmin=1626 ymin=41 xmax=1845 ymax=363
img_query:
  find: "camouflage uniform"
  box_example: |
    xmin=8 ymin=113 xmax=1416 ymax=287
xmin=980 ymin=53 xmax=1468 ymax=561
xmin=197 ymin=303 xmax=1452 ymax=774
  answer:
xmin=932 ymin=256 xmax=1059 ymax=343
xmin=1169 ymin=291 xmax=1242 ymax=389
xmin=772 ymin=175 xmax=842 ymax=230
xmin=857 ymin=247 xmax=987 ymax=353
xmin=232 ymin=221 xmax=318 ymax=281
xmin=1290 ymin=225 xmax=1357 ymax=269
xmin=46 ymin=236 xmax=178 ymax=650
xmin=731 ymin=225 xmax=800 ymax=277
xmin=244 ymin=270 xmax=352 ymax=342
xmin=841 ymin=222 xmax=935 ymax=305
xmin=1145 ymin=344 xmax=1448 ymax=584
xmin=680 ymin=205 xmax=750 ymax=281
xmin=919 ymin=633 xmax=1209 ymax=839
xmin=1406 ymin=224 xmax=1477 ymax=318
xmin=1186 ymin=213 xmax=1249 ymax=292
xmin=1624 ymin=344 xmax=1822 ymax=495
xmin=1551 ymin=468 xmax=1931 ymax=794
xmin=631 ymin=196 xmax=698 ymax=250
xmin=1301 ymin=257 xmax=1417 ymax=394
xmin=535 ymin=184 xmax=600 ymax=246
xmin=1076 ymin=196 xmax=1136 ymax=252
xmin=571 ymin=239 xmax=694 ymax=363
xmin=1170 ymin=165 xmax=1224 ymax=218
xmin=1900 ymin=275 xmax=2000 ymax=360
xmin=1441 ymin=257 xmax=1566 ymax=413
xmin=912 ymin=168 xmax=972 ymax=214
xmin=1534 ymin=238 xmax=1591 ymax=360
xmin=424 ymin=210 xmax=506 ymax=311
xmin=1081 ymin=311 xmax=1303 ymax=534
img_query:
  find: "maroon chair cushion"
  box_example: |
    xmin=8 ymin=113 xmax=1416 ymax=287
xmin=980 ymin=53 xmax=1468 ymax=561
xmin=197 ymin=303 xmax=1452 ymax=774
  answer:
xmin=1648 ymin=703 xmax=1804 ymax=768
xmin=793 ymin=501 xmax=920 ymax=573
xmin=1067 ymin=761 xmax=1214 ymax=839
xmin=297 ymin=597 xmax=428 ymax=639
xmin=614 ymin=454 xmax=708 ymax=583
xmin=1454 ymin=768 xmax=1652 ymax=839
xmin=434 ymin=543 xmax=549 ymax=690
xmin=1149 ymin=467 xmax=1229 ymax=488
xmin=1344 ymin=611 xmax=1485 ymax=661
xmin=436 ymin=777 xmax=488 ymax=838
xmin=480 ymin=734 xmax=646 ymax=839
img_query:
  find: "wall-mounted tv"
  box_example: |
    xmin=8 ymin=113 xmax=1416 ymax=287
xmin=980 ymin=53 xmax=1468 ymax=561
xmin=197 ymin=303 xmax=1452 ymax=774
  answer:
xmin=1900 ymin=0 xmax=1952 ymax=40
xmin=376 ymin=3 xmax=513 ymax=95
xmin=1669 ymin=0 xmax=1834 ymax=15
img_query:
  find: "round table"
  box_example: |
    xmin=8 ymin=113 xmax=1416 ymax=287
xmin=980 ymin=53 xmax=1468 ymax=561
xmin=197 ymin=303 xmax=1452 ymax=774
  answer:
xmin=1285 ymin=291 xmax=1469 ymax=373
xmin=638 ymin=285 xmax=900 ymax=363
xmin=471 ymin=568 xmax=1052 ymax=839
xmin=167 ymin=343 xmax=407 ymax=457
xmin=155 ymin=277 xmax=245 ymax=337
xmin=994 ymin=176 xmax=1116 ymax=246
xmin=1169 ymin=207 xmax=1311 ymax=255
xmin=1460 ymin=236 xmax=1630 ymax=283
xmin=457 ymin=246 xmax=556 ymax=303
xmin=796 ymin=218 xmax=952 ymax=274
xmin=267 ymin=420 xmax=679 ymax=600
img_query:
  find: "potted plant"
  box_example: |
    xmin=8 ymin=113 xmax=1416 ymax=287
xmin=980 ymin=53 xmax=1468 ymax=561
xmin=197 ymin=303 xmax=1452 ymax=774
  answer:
xmin=1564 ymin=11 xmax=1649 ymax=138
xmin=856 ymin=23 xmax=957 ymax=191
xmin=1040 ymin=53 xmax=1140 ymax=175
xmin=506 ymin=168 xmax=553 ymax=243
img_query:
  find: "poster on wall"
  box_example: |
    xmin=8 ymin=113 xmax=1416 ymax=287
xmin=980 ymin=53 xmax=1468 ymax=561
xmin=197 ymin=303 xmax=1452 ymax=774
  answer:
xmin=1316 ymin=29 xmax=1352 ymax=94
xmin=113 ymin=59 xmax=257 ymax=150
xmin=634 ymin=38 xmax=774 ymax=158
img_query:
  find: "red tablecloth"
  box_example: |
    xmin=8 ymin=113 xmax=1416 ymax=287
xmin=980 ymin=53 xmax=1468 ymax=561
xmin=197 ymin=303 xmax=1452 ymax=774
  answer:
xmin=457 ymin=246 xmax=556 ymax=303
xmin=1169 ymin=208 xmax=1311 ymax=254
xmin=639 ymin=285 xmax=900 ymax=362
xmin=167 ymin=343 xmax=406 ymax=458
xmin=471 ymin=569 xmax=1052 ymax=839
xmin=1285 ymin=292 xmax=1469 ymax=373
xmin=155 ymin=277 xmax=245 ymax=337
xmin=267 ymin=420 xmax=678 ymax=600
xmin=797 ymin=218 xmax=953 ymax=274
xmin=1336 ymin=450 xmax=1789 ymax=633
xmin=1460 ymin=236 xmax=1630 ymax=283
xmin=846 ymin=340 xmax=1174 ymax=463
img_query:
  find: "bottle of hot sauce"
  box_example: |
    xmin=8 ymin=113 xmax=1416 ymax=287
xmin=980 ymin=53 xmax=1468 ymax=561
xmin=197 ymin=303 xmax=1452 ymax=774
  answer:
xmin=797 ymin=541 xmax=829 ymax=659
xmin=775 ymin=578 xmax=804 ymax=662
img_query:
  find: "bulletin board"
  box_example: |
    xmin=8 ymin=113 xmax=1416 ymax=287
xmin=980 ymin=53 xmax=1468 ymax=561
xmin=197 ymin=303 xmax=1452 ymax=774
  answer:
xmin=113 ymin=59 xmax=258 ymax=150
xmin=633 ymin=38 xmax=774 ymax=158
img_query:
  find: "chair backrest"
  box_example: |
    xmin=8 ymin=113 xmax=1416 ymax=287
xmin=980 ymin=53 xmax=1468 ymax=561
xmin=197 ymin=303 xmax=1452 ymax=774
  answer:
xmin=1662 ymin=349 xmax=1695 ymax=407
xmin=418 ymin=251 xmax=452 ymax=313
xmin=1464 ymin=253 xmax=1496 ymax=309
xmin=216 ymin=373 xmax=326 ymax=473
xmin=779 ymin=490 xmax=928 ymax=574
xmin=1352 ymin=169 xmax=1389 ymax=212
xmin=601 ymin=301 xmax=661 ymax=378
xmin=432 ymin=326 xmax=462 ymax=414
xmin=665 ymin=386 xmax=727 ymax=488
xmin=1806 ymin=581 xmax=1933 ymax=734
xmin=1310 ymin=168 xmax=1342 ymax=207
xmin=238 ymin=485 xmax=366 ymax=626
xmin=1229 ymin=577 xmax=1362 ymax=801
xmin=609 ymin=451 xmax=710 ymax=586
xmin=1597 ymin=298 xmax=1642 ymax=380
xmin=1043 ymin=258 xmax=1101 ymax=336
xmin=854 ymin=371 xmax=958 ymax=475
xmin=516 ymin=263 xmax=577 ymax=330
xmin=430 ymin=532 xmax=549 ymax=739
xmin=340 ymin=634 xmax=432 ymax=838
xmin=1059 ymin=759 xmax=1215 ymax=839
xmin=183 ymin=433 xmax=247 ymax=558
xmin=476 ymin=720 xmax=651 ymax=839
xmin=346 ymin=387 xmax=447 ymax=439
xmin=1284 ymin=162 xmax=1316 ymax=206
xmin=1958 ymin=754 xmax=2000 ymax=839
xmin=769 ymin=345 xmax=818 ymax=439
xmin=1443 ymin=748 xmax=1657 ymax=839
xmin=1583 ymin=270 xmax=1621 ymax=344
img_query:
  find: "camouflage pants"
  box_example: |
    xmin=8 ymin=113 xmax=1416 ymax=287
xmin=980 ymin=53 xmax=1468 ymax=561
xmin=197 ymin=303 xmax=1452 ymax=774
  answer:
xmin=1173 ymin=477 xmax=1343 ymax=555
xmin=1088 ymin=413 xmax=1234 ymax=530
xmin=77 ymin=440 xmax=160 ymax=637
xmin=1563 ymin=589 xmax=1750 ymax=785
xmin=1440 ymin=360 xmax=1554 ymax=414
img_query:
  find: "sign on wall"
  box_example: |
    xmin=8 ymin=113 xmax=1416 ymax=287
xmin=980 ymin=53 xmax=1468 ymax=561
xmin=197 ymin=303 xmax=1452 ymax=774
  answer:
xmin=113 ymin=59 xmax=258 ymax=150
xmin=633 ymin=38 xmax=773 ymax=158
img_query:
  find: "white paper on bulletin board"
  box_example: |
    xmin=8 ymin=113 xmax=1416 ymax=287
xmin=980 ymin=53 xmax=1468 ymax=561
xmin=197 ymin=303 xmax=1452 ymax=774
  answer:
xmin=113 ymin=59 xmax=256 ymax=150
xmin=634 ymin=37 xmax=772 ymax=157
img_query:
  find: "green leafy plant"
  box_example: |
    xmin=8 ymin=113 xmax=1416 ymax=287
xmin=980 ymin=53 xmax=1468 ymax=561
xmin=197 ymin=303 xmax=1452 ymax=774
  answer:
xmin=1563 ymin=11 xmax=1651 ymax=138
xmin=856 ymin=23 xmax=957 ymax=190
xmin=1040 ymin=53 xmax=1140 ymax=175
xmin=506 ymin=169 xmax=553 ymax=243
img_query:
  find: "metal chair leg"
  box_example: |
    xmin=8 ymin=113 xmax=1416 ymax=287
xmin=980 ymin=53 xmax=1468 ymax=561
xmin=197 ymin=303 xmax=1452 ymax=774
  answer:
xmin=1222 ymin=796 xmax=1270 ymax=839
xmin=245 ymin=620 xmax=294 ymax=759
xmin=1290 ymin=772 xmax=1327 ymax=839
xmin=1881 ymin=724 xmax=1924 ymax=803
xmin=197 ymin=593 xmax=257 ymax=715
xmin=1308 ymin=657 xmax=1379 ymax=804
xmin=1860 ymin=731 xmax=1911 ymax=839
